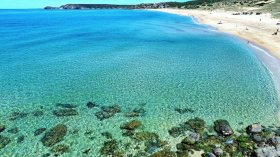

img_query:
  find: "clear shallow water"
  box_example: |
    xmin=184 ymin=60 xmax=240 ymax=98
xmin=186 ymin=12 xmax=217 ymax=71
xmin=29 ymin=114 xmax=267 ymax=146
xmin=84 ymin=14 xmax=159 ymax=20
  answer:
xmin=0 ymin=9 xmax=279 ymax=156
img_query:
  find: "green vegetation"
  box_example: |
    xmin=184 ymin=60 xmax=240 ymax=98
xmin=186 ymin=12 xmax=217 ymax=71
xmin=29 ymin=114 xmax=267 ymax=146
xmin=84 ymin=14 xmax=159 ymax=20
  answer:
xmin=165 ymin=0 xmax=279 ymax=18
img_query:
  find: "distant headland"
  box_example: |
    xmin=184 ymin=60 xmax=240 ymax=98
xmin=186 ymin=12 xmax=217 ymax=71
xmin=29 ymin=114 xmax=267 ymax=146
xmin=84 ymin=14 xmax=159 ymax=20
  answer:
xmin=44 ymin=3 xmax=169 ymax=10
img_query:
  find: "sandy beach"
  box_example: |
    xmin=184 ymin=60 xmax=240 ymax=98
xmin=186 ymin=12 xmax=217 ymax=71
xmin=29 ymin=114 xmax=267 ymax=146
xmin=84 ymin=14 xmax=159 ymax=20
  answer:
xmin=152 ymin=8 xmax=280 ymax=122
xmin=152 ymin=9 xmax=280 ymax=59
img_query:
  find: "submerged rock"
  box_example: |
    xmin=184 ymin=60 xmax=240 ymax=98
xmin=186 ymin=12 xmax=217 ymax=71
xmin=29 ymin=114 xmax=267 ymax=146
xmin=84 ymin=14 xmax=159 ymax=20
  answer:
xmin=7 ymin=127 xmax=19 ymax=134
xmin=100 ymin=139 xmax=119 ymax=156
xmin=34 ymin=128 xmax=47 ymax=136
xmin=17 ymin=135 xmax=25 ymax=143
xmin=86 ymin=102 xmax=98 ymax=108
xmin=125 ymin=107 xmax=146 ymax=117
xmin=214 ymin=120 xmax=233 ymax=136
xmin=181 ymin=133 xmax=200 ymax=145
xmin=0 ymin=135 xmax=11 ymax=149
xmin=101 ymin=132 xmax=113 ymax=139
xmin=9 ymin=111 xmax=28 ymax=121
xmin=41 ymin=153 xmax=51 ymax=157
xmin=134 ymin=132 xmax=159 ymax=141
xmin=175 ymin=107 xmax=194 ymax=114
xmin=51 ymin=144 xmax=70 ymax=154
xmin=168 ymin=126 xmax=183 ymax=137
xmin=150 ymin=149 xmax=176 ymax=157
xmin=41 ymin=124 xmax=67 ymax=147
xmin=95 ymin=105 xmax=121 ymax=120
xmin=120 ymin=120 xmax=141 ymax=131
xmin=101 ymin=105 xmax=121 ymax=113
xmin=32 ymin=110 xmax=44 ymax=117
xmin=56 ymin=103 xmax=76 ymax=108
xmin=186 ymin=117 xmax=205 ymax=133
xmin=0 ymin=124 xmax=5 ymax=133
xmin=83 ymin=148 xmax=91 ymax=155
xmin=53 ymin=109 xmax=78 ymax=117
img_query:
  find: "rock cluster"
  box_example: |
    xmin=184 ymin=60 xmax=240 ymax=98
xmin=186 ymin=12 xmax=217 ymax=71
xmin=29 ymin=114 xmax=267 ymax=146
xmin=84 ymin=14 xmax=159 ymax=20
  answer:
xmin=95 ymin=105 xmax=121 ymax=120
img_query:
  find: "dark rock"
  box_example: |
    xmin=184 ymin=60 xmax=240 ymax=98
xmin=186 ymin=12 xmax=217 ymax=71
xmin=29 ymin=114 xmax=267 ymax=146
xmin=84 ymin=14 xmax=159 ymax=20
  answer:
xmin=186 ymin=117 xmax=205 ymax=133
xmin=17 ymin=135 xmax=25 ymax=143
xmin=122 ymin=130 xmax=135 ymax=137
xmin=120 ymin=120 xmax=141 ymax=131
xmin=246 ymin=124 xmax=262 ymax=134
xmin=168 ymin=127 xmax=183 ymax=137
xmin=41 ymin=153 xmax=51 ymax=157
xmin=100 ymin=139 xmax=118 ymax=155
xmin=7 ymin=127 xmax=19 ymax=134
xmin=0 ymin=135 xmax=11 ymax=149
xmin=51 ymin=144 xmax=70 ymax=154
xmin=53 ymin=109 xmax=78 ymax=117
xmin=145 ymin=139 xmax=168 ymax=154
xmin=0 ymin=124 xmax=5 ymax=133
xmin=83 ymin=148 xmax=91 ymax=155
xmin=213 ymin=147 xmax=223 ymax=156
xmin=125 ymin=107 xmax=146 ymax=117
xmin=134 ymin=132 xmax=159 ymax=141
xmin=101 ymin=132 xmax=113 ymax=139
xmin=206 ymin=153 xmax=217 ymax=157
xmin=56 ymin=103 xmax=76 ymax=108
xmin=182 ymin=133 xmax=200 ymax=145
xmin=150 ymin=149 xmax=176 ymax=157
xmin=41 ymin=124 xmax=67 ymax=147
xmin=86 ymin=102 xmax=98 ymax=108
xmin=95 ymin=105 xmax=121 ymax=120
xmin=101 ymin=105 xmax=121 ymax=113
xmin=214 ymin=120 xmax=233 ymax=136
xmin=32 ymin=110 xmax=44 ymax=117
xmin=34 ymin=128 xmax=47 ymax=136
xmin=95 ymin=111 xmax=114 ymax=121
xmin=9 ymin=111 xmax=28 ymax=121
xmin=268 ymin=136 xmax=280 ymax=146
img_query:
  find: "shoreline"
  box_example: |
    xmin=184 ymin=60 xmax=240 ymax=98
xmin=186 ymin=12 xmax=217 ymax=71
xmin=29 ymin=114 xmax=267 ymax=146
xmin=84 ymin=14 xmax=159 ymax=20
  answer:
xmin=149 ymin=9 xmax=280 ymax=59
xmin=150 ymin=8 xmax=280 ymax=121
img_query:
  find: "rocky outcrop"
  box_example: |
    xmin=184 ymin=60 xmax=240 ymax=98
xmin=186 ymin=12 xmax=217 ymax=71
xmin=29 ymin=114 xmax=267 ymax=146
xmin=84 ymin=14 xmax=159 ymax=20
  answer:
xmin=120 ymin=120 xmax=141 ymax=131
xmin=41 ymin=124 xmax=67 ymax=147
xmin=214 ymin=120 xmax=233 ymax=136
xmin=44 ymin=3 xmax=169 ymax=10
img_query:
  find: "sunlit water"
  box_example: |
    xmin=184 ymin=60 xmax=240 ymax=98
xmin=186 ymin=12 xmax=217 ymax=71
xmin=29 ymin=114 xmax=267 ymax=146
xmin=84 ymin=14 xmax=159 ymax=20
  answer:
xmin=0 ymin=9 xmax=279 ymax=156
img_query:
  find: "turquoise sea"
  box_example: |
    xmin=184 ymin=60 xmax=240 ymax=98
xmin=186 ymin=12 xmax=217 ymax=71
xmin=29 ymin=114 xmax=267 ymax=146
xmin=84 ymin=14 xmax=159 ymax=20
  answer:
xmin=0 ymin=9 xmax=279 ymax=156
